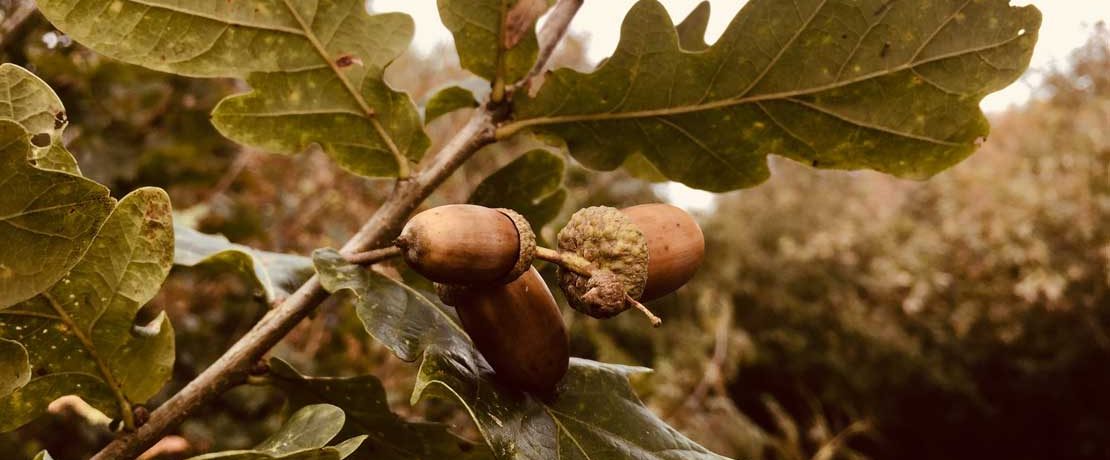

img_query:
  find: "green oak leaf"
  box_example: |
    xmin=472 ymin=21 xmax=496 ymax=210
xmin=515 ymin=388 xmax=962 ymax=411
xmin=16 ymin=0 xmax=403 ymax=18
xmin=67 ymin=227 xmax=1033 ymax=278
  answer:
xmin=312 ymin=249 xmax=464 ymax=362
xmin=505 ymin=0 xmax=1041 ymax=192
xmin=676 ymin=1 xmax=711 ymax=51
xmin=438 ymin=0 xmax=543 ymax=83
xmin=0 ymin=64 xmax=79 ymax=174
xmin=269 ymin=357 xmax=493 ymax=460
xmin=173 ymin=225 xmax=314 ymax=302
xmin=425 ymin=86 xmax=480 ymax=125
xmin=188 ymin=404 xmax=364 ymax=460
xmin=468 ymin=149 xmax=566 ymax=235
xmin=313 ymin=250 xmax=724 ymax=459
xmin=0 ymin=121 xmax=113 ymax=309
xmin=415 ymin=351 xmax=726 ymax=459
xmin=0 ymin=338 xmax=30 ymax=396
xmin=0 ymin=188 xmax=175 ymax=432
xmin=36 ymin=0 xmax=429 ymax=178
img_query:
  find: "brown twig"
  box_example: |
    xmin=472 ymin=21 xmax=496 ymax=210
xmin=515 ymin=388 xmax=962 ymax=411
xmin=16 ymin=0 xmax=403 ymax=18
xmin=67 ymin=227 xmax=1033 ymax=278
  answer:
xmin=90 ymin=3 xmax=584 ymax=458
xmin=344 ymin=245 xmax=401 ymax=265
xmin=0 ymin=0 xmax=37 ymax=48
xmin=511 ymin=0 xmax=583 ymax=94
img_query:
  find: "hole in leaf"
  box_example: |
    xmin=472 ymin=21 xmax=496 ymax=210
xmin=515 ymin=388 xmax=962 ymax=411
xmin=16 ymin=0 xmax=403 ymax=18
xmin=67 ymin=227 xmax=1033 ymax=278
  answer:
xmin=1018 ymin=28 xmax=1026 ymax=36
xmin=30 ymin=133 xmax=51 ymax=148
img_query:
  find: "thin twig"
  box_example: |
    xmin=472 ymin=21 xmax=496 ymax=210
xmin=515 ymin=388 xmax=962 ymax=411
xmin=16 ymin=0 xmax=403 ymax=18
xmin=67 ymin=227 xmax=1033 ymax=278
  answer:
xmin=90 ymin=4 xmax=584 ymax=458
xmin=201 ymin=150 xmax=253 ymax=204
xmin=0 ymin=0 xmax=37 ymax=48
xmin=511 ymin=0 xmax=584 ymax=93
xmin=344 ymin=245 xmax=401 ymax=265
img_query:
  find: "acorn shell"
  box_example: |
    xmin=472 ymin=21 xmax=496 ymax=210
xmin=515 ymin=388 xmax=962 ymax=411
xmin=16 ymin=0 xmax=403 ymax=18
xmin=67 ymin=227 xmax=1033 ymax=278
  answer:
xmin=440 ymin=267 xmax=569 ymax=394
xmin=557 ymin=206 xmax=649 ymax=318
xmin=622 ymin=203 xmax=705 ymax=301
xmin=397 ymin=204 xmax=534 ymax=285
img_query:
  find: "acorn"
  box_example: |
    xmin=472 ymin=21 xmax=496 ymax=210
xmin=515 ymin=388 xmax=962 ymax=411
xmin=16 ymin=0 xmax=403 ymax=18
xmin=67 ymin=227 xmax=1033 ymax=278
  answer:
xmin=438 ymin=267 xmax=569 ymax=394
xmin=555 ymin=204 xmax=704 ymax=324
xmin=622 ymin=203 xmax=705 ymax=301
xmin=396 ymin=204 xmax=535 ymax=285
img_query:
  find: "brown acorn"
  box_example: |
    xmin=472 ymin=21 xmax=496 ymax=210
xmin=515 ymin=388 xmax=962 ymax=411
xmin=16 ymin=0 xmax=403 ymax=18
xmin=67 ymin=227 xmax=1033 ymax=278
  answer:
xmin=555 ymin=204 xmax=704 ymax=323
xmin=397 ymin=204 xmax=535 ymax=285
xmin=439 ymin=267 xmax=569 ymax=394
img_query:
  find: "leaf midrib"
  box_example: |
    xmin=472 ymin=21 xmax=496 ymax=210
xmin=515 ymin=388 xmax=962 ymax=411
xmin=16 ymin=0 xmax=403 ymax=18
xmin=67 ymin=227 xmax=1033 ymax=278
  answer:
xmin=278 ymin=0 xmax=408 ymax=176
xmin=41 ymin=293 xmax=132 ymax=420
xmin=499 ymin=32 xmax=1027 ymax=141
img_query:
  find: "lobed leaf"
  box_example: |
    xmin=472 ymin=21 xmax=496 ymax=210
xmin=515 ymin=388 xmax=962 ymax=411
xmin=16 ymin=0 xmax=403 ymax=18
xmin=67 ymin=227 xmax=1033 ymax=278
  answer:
xmin=36 ymin=0 xmax=429 ymax=178
xmin=0 ymin=64 xmax=79 ymax=174
xmin=187 ymin=404 xmax=363 ymax=460
xmin=0 ymin=121 xmax=113 ymax=309
xmin=313 ymin=251 xmax=726 ymax=459
xmin=414 ymin=352 xmax=727 ymax=459
xmin=0 ymin=188 xmax=175 ymax=431
xmin=173 ymin=225 xmax=314 ymax=302
xmin=507 ymin=0 xmax=1041 ymax=191
xmin=312 ymin=249 xmax=464 ymax=362
xmin=676 ymin=1 xmax=711 ymax=52
xmin=425 ymin=86 xmax=480 ymax=125
xmin=269 ymin=357 xmax=492 ymax=460
xmin=438 ymin=0 xmax=543 ymax=83
xmin=468 ymin=149 xmax=566 ymax=235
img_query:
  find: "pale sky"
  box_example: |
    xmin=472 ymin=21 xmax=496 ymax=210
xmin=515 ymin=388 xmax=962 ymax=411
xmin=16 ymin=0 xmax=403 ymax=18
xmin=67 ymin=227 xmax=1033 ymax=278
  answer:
xmin=372 ymin=0 xmax=1109 ymax=211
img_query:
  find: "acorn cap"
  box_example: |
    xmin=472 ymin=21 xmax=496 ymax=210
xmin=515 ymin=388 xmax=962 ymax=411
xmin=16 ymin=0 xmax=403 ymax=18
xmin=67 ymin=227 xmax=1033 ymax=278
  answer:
xmin=495 ymin=208 xmax=536 ymax=284
xmin=556 ymin=206 xmax=648 ymax=318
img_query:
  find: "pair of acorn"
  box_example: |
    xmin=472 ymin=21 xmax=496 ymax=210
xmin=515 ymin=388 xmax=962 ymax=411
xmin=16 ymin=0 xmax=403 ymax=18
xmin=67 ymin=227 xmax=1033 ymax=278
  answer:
xmin=389 ymin=203 xmax=704 ymax=394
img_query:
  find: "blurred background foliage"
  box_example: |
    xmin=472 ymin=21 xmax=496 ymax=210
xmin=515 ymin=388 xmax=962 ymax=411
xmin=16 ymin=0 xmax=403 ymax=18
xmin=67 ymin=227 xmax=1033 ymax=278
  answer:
xmin=1 ymin=1 xmax=1107 ymax=458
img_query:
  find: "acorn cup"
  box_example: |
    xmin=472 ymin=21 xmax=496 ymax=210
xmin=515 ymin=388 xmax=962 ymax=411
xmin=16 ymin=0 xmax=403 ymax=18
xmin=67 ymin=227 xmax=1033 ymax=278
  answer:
xmin=438 ymin=267 xmax=570 ymax=395
xmin=552 ymin=204 xmax=705 ymax=326
xmin=396 ymin=204 xmax=535 ymax=285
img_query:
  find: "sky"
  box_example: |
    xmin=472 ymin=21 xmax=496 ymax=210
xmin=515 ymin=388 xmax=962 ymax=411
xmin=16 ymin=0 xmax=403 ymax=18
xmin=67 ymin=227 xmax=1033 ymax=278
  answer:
xmin=372 ymin=1 xmax=1110 ymax=211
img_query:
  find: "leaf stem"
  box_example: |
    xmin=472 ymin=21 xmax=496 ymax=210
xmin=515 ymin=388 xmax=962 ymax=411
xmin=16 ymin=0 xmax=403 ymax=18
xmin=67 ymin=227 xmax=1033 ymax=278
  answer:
xmin=89 ymin=2 xmax=585 ymax=457
xmin=490 ymin=0 xmax=511 ymax=104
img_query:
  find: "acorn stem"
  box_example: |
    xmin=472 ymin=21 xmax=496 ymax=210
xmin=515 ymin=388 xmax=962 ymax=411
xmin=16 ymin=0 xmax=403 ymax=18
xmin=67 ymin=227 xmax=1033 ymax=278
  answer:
xmin=538 ymin=246 xmax=664 ymax=327
xmin=535 ymin=246 xmax=593 ymax=276
xmin=344 ymin=245 xmax=402 ymax=265
xmin=626 ymin=294 xmax=663 ymax=327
